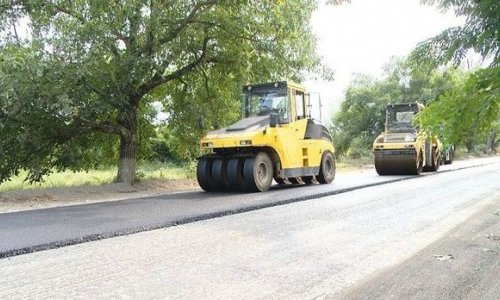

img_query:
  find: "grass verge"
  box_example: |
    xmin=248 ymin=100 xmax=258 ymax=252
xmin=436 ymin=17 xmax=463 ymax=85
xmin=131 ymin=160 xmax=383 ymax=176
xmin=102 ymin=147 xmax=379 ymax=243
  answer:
xmin=0 ymin=162 xmax=192 ymax=193
xmin=336 ymin=155 xmax=374 ymax=172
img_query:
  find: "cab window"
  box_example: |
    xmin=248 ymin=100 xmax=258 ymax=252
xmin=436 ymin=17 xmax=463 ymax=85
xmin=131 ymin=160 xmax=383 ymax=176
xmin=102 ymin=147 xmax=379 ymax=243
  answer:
xmin=295 ymin=91 xmax=305 ymax=120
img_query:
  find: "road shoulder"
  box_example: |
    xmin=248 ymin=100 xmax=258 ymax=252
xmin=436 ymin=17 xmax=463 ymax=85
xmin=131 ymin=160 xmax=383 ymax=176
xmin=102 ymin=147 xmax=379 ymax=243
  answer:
xmin=0 ymin=179 xmax=199 ymax=213
xmin=338 ymin=200 xmax=500 ymax=300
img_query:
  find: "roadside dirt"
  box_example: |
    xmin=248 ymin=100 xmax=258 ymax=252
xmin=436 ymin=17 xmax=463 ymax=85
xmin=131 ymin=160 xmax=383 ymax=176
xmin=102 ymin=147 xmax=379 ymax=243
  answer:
xmin=338 ymin=202 xmax=500 ymax=300
xmin=0 ymin=179 xmax=198 ymax=213
xmin=0 ymin=166 xmax=373 ymax=214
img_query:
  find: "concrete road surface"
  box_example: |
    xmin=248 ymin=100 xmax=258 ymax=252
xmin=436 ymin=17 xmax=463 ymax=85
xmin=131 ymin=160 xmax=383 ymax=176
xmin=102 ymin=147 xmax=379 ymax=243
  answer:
xmin=0 ymin=157 xmax=497 ymax=258
xmin=0 ymin=157 xmax=499 ymax=298
xmin=339 ymin=202 xmax=500 ymax=300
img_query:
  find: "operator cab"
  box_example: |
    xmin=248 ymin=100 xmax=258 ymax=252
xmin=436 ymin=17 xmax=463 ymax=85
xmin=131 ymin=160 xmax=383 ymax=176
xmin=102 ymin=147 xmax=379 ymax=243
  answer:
xmin=243 ymin=81 xmax=310 ymax=125
xmin=386 ymin=103 xmax=423 ymax=133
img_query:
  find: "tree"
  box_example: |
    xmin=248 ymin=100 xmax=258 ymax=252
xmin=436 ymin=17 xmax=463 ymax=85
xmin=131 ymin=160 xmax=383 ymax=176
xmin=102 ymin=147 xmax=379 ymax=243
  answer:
xmin=418 ymin=66 xmax=499 ymax=150
xmin=410 ymin=0 xmax=499 ymax=146
xmin=0 ymin=0 xmax=325 ymax=184
xmin=331 ymin=75 xmax=386 ymax=157
xmin=413 ymin=0 xmax=499 ymax=67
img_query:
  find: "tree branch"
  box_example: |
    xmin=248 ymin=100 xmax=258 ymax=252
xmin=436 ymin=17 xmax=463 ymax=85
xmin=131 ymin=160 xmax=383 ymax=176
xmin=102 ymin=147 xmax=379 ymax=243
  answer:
xmin=133 ymin=35 xmax=213 ymax=104
xmin=194 ymin=19 xmax=261 ymax=43
xmin=74 ymin=119 xmax=130 ymax=138
xmin=158 ymin=0 xmax=218 ymax=45
xmin=11 ymin=20 xmax=20 ymax=45
xmin=42 ymin=0 xmax=85 ymax=24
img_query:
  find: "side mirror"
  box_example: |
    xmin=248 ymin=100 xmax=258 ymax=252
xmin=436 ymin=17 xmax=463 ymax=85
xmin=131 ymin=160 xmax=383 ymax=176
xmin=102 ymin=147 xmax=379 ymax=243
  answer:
xmin=269 ymin=113 xmax=278 ymax=128
xmin=197 ymin=116 xmax=205 ymax=130
xmin=375 ymin=121 xmax=381 ymax=132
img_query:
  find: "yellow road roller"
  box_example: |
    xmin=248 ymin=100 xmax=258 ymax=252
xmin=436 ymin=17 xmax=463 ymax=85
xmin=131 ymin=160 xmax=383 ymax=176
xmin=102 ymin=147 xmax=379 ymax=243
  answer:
xmin=197 ymin=81 xmax=336 ymax=192
xmin=373 ymin=103 xmax=442 ymax=175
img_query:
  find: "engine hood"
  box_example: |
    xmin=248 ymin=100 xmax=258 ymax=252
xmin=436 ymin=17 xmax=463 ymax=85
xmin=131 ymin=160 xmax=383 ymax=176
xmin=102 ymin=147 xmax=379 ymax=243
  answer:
xmin=383 ymin=132 xmax=417 ymax=143
xmin=205 ymin=116 xmax=270 ymax=138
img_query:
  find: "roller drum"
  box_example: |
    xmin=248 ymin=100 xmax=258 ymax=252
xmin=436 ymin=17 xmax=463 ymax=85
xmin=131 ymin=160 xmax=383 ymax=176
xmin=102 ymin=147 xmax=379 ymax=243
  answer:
xmin=374 ymin=149 xmax=420 ymax=175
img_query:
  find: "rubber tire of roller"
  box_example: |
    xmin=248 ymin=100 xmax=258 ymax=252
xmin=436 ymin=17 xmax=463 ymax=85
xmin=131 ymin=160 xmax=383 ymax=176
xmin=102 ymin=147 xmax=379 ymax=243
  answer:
xmin=211 ymin=158 xmax=226 ymax=191
xmin=226 ymin=157 xmax=246 ymax=191
xmin=317 ymin=151 xmax=335 ymax=184
xmin=197 ymin=157 xmax=214 ymax=192
xmin=243 ymin=152 xmax=273 ymax=192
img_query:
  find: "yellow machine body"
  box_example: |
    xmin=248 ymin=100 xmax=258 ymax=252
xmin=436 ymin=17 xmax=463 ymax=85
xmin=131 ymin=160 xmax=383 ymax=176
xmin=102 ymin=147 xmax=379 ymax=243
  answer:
xmin=372 ymin=103 xmax=443 ymax=175
xmin=201 ymin=118 xmax=333 ymax=177
xmin=197 ymin=81 xmax=336 ymax=192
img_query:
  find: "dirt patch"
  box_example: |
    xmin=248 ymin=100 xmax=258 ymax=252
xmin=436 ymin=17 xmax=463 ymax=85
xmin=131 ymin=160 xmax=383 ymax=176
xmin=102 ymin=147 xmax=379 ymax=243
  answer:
xmin=0 ymin=179 xmax=198 ymax=213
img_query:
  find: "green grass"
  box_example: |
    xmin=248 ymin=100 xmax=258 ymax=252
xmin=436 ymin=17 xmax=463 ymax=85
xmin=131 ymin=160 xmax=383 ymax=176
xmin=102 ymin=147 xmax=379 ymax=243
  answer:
xmin=136 ymin=162 xmax=195 ymax=180
xmin=0 ymin=162 xmax=191 ymax=193
xmin=336 ymin=155 xmax=374 ymax=172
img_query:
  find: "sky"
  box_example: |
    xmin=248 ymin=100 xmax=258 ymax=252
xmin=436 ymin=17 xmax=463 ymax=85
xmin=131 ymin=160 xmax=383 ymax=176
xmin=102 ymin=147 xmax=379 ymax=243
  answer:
xmin=307 ymin=0 xmax=465 ymax=121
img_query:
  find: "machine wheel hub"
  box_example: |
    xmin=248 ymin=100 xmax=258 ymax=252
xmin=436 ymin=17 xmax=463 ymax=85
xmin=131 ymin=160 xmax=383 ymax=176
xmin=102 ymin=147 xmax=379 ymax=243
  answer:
xmin=257 ymin=162 xmax=268 ymax=183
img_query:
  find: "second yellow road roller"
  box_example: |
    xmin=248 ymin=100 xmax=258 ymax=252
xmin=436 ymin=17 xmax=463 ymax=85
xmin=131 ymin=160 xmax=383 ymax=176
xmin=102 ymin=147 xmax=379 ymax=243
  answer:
xmin=373 ymin=103 xmax=443 ymax=175
xmin=197 ymin=81 xmax=336 ymax=192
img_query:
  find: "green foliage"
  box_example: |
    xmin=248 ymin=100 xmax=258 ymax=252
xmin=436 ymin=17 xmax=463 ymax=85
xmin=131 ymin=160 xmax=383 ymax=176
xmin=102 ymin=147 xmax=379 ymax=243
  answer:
xmin=418 ymin=67 xmax=500 ymax=145
xmin=0 ymin=45 xmax=119 ymax=182
xmin=414 ymin=0 xmax=499 ymax=67
xmin=0 ymin=0 xmax=326 ymax=184
xmin=410 ymin=0 xmax=499 ymax=146
xmin=331 ymin=75 xmax=386 ymax=156
xmin=345 ymin=136 xmax=372 ymax=159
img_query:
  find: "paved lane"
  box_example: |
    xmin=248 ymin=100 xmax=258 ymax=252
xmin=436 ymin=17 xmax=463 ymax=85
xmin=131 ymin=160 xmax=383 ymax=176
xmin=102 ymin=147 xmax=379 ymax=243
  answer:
xmin=0 ymin=157 xmax=498 ymax=258
xmin=339 ymin=202 xmax=500 ymax=300
xmin=0 ymin=158 xmax=498 ymax=298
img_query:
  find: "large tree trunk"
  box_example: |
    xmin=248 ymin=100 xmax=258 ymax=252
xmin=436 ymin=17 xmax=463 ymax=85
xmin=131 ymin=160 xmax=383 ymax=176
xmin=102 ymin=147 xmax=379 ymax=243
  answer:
xmin=466 ymin=141 xmax=476 ymax=153
xmin=486 ymin=129 xmax=497 ymax=154
xmin=117 ymin=107 xmax=139 ymax=184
